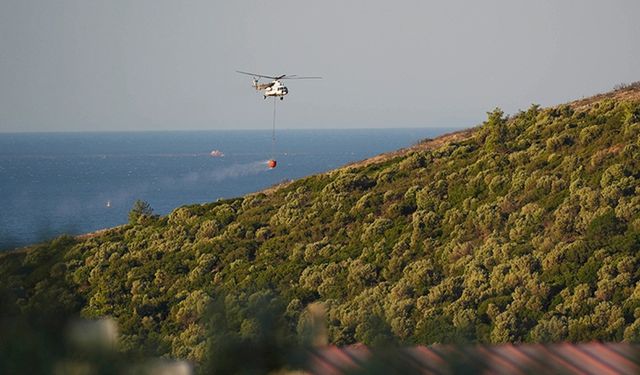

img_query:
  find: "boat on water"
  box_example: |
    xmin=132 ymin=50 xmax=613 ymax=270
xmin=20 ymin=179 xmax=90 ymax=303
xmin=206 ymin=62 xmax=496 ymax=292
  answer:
xmin=210 ymin=150 xmax=224 ymax=158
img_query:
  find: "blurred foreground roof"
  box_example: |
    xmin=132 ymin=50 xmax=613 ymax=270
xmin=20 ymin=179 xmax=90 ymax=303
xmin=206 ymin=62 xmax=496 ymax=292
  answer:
xmin=306 ymin=342 xmax=640 ymax=375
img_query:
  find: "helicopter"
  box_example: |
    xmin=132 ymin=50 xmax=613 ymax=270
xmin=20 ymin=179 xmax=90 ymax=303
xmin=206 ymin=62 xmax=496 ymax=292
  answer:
xmin=236 ymin=71 xmax=321 ymax=100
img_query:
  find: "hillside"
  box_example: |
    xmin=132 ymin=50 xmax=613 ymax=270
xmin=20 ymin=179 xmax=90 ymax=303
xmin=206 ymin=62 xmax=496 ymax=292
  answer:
xmin=2 ymin=85 xmax=640 ymax=367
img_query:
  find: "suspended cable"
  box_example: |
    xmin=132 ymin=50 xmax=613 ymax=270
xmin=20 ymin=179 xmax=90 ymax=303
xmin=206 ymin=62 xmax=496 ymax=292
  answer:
xmin=267 ymin=96 xmax=277 ymax=169
xmin=272 ymin=97 xmax=276 ymax=158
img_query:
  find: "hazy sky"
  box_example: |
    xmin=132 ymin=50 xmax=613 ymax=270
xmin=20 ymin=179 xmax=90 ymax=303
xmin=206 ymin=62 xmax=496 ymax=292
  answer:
xmin=1 ymin=0 xmax=639 ymax=132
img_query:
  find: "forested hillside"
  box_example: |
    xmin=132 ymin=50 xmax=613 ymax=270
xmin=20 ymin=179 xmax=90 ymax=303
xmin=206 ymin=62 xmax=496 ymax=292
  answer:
xmin=2 ymin=86 xmax=640 ymax=364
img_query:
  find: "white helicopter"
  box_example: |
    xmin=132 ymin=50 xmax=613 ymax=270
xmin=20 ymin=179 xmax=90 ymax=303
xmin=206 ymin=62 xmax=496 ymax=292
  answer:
xmin=236 ymin=71 xmax=322 ymax=100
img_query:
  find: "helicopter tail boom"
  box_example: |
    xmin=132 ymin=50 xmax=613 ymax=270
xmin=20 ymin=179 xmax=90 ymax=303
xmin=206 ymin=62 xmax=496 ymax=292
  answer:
xmin=253 ymin=81 xmax=275 ymax=90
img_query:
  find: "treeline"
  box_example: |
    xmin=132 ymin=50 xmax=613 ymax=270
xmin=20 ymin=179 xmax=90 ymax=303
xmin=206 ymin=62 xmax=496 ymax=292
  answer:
xmin=1 ymin=89 xmax=640 ymax=366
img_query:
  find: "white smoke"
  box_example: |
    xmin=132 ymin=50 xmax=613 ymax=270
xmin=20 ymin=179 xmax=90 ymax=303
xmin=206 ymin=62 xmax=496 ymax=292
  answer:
xmin=178 ymin=160 xmax=270 ymax=184
xmin=100 ymin=159 xmax=272 ymax=207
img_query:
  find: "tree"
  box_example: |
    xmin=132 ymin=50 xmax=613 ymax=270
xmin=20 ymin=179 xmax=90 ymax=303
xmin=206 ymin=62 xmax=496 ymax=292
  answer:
xmin=128 ymin=199 xmax=154 ymax=224
xmin=484 ymin=108 xmax=508 ymax=151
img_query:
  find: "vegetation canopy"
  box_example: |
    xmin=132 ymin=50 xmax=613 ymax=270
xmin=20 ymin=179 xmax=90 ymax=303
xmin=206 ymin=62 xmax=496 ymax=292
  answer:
xmin=2 ymin=86 xmax=640 ymax=369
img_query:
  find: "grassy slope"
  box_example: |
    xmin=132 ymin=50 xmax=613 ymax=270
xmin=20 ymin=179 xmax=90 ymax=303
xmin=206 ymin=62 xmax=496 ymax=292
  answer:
xmin=2 ymin=86 xmax=640 ymax=362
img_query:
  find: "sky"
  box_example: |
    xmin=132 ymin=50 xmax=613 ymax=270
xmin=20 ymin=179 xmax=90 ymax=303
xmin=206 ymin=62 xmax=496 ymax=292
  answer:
xmin=0 ymin=0 xmax=639 ymax=132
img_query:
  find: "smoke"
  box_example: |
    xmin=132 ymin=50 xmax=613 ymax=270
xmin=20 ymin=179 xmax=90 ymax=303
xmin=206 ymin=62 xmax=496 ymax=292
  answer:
xmin=66 ymin=159 xmax=273 ymax=213
xmin=89 ymin=159 xmax=272 ymax=208
xmin=178 ymin=160 xmax=271 ymax=185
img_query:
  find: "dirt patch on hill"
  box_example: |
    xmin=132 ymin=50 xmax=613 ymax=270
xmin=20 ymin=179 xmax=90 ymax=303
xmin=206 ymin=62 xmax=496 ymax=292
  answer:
xmin=569 ymin=84 xmax=640 ymax=111
xmin=75 ymin=227 xmax=121 ymax=241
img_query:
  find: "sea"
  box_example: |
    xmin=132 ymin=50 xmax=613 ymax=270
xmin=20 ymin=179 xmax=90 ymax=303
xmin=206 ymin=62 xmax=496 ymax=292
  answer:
xmin=0 ymin=128 xmax=456 ymax=250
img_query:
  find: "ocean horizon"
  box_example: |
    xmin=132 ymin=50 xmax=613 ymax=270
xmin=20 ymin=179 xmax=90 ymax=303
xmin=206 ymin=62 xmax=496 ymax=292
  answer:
xmin=0 ymin=127 xmax=459 ymax=250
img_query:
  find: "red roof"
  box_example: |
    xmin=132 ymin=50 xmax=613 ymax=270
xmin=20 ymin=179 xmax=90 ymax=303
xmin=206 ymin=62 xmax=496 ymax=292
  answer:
xmin=305 ymin=342 xmax=640 ymax=374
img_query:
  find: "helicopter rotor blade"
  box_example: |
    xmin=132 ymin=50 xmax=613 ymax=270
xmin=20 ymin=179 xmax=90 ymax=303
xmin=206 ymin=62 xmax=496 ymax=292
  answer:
xmin=236 ymin=70 xmax=278 ymax=80
xmin=237 ymin=70 xmax=322 ymax=81
xmin=280 ymin=76 xmax=322 ymax=80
